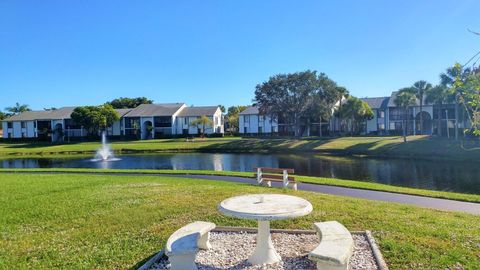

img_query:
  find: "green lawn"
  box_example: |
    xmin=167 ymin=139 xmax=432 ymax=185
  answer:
xmin=0 ymin=173 xmax=478 ymax=269
xmin=2 ymin=168 xmax=480 ymax=203
xmin=1 ymin=135 xmax=480 ymax=160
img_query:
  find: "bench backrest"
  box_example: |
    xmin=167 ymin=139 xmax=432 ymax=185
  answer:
xmin=254 ymin=167 xmax=295 ymax=174
xmin=254 ymin=173 xmax=295 ymax=181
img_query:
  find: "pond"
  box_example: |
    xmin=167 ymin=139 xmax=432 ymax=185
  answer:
xmin=1 ymin=152 xmax=479 ymax=194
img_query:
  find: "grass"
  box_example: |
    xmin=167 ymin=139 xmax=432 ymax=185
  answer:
xmin=0 ymin=173 xmax=478 ymax=269
xmin=1 ymin=135 xmax=480 ymax=160
xmin=1 ymin=168 xmax=480 ymax=203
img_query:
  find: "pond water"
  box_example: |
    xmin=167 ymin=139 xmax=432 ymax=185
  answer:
xmin=2 ymin=153 xmax=479 ymax=194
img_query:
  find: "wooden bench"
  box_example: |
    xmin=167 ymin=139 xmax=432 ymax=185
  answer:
xmin=254 ymin=167 xmax=297 ymax=190
xmin=165 ymin=221 xmax=216 ymax=270
xmin=308 ymin=221 xmax=354 ymax=270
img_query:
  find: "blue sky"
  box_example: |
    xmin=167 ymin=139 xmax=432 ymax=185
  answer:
xmin=0 ymin=0 xmax=479 ymax=111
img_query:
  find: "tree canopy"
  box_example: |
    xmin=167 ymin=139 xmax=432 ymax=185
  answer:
xmin=190 ymin=115 xmax=213 ymax=137
xmin=337 ymin=96 xmax=373 ymax=134
xmin=71 ymin=105 xmax=120 ymax=135
xmin=5 ymin=102 xmax=30 ymax=115
xmin=254 ymin=70 xmax=347 ymax=136
xmin=226 ymin=105 xmax=247 ymax=132
xmin=395 ymin=89 xmax=417 ymax=142
xmin=106 ymin=97 xmax=153 ymax=109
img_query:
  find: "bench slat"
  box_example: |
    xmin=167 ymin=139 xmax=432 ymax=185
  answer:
xmin=254 ymin=173 xmax=295 ymax=181
xmin=254 ymin=167 xmax=294 ymax=174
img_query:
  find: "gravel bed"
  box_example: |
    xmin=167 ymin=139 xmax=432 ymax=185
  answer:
xmin=149 ymin=231 xmax=378 ymax=270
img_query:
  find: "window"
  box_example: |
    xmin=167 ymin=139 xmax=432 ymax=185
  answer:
xmin=34 ymin=121 xmax=37 ymax=129
xmin=377 ymin=110 xmax=385 ymax=118
xmin=125 ymin=117 xmax=140 ymax=129
xmin=21 ymin=122 xmax=26 ymax=128
xmin=8 ymin=132 xmax=12 ymax=138
xmin=7 ymin=122 xmax=12 ymax=129
xmin=258 ymin=127 xmax=263 ymax=134
xmin=244 ymin=127 xmax=248 ymax=133
xmin=395 ymin=122 xmax=402 ymax=130
xmin=154 ymin=116 xmax=172 ymax=127
xmin=244 ymin=115 xmax=249 ymax=123
xmin=378 ymin=124 xmax=385 ymax=130
xmin=184 ymin=117 xmax=188 ymax=125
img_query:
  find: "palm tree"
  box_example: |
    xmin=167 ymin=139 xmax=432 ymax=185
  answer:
xmin=5 ymin=102 xmax=30 ymax=115
xmin=190 ymin=115 xmax=213 ymax=138
xmin=394 ymin=89 xmax=417 ymax=142
xmin=440 ymin=64 xmax=471 ymax=140
xmin=425 ymin=85 xmax=450 ymax=136
xmin=411 ymin=80 xmax=432 ymax=135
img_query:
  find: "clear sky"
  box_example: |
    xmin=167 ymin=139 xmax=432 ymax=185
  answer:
xmin=0 ymin=0 xmax=479 ymax=111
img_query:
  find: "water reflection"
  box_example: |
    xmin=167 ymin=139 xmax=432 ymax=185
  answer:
xmin=1 ymin=153 xmax=479 ymax=194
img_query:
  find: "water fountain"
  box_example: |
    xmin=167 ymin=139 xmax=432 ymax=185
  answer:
xmin=92 ymin=131 xmax=120 ymax=162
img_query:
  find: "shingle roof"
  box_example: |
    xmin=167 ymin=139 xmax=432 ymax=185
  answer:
xmin=124 ymin=103 xmax=185 ymax=117
xmin=176 ymin=106 xmax=220 ymax=117
xmin=115 ymin=109 xmax=132 ymax=117
xmin=2 ymin=107 xmax=77 ymax=121
xmin=360 ymin=97 xmax=390 ymax=109
xmin=3 ymin=107 xmax=134 ymax=122
xmin=239 ymin=106 xmax=259 ymax=115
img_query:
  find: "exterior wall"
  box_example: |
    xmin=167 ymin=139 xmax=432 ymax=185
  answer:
xmin=239 ymin=114 xmax=278 ymax=134
xmin=140 ymin=117 xmax=154 ymax=140
xmin=109 ymin=120 xmax=122 ymax=136
xmin=175 ymin=109 xmax=224 ymax=136
xmin=1 ymin=122 xmax=7 ymax=138
xmin=171 ymin=104 xmax=187 ymax=136
xmin=366 ymin=110 xmax=378 ymax=133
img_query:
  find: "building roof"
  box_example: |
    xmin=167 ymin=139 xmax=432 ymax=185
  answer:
xmin=2 ymin=107 xmax=76 ymax=121
xmin=115 ymin=108 xmax=132 ymax=117
xmin=124 ymin=103 xmax=185 ymax=117
xmin=360 ymin=97 xmax=390 ymax=109
xmin=239 ymin=106 xmax=259 ymax=115
xmin=176 ymin=106 xmax=220 ymax=117
xmin=3 ymin=107 xmax=134 ymax=122
xmin=387 ymin=91 xmax=431 ymax=107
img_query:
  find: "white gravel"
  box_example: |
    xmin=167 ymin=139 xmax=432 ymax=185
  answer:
xmin=149 ymin=231 xmax=378 ymax=270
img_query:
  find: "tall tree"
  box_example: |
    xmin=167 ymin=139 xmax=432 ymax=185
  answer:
xmin=226 ymin=106 xmax=247 ymax=133
xmin=190 ymin=115 xmax=213 ymax=138
xmin=0 ymin=111 xmax=5 ymax=130
xmin=71 ymin=105 xmax=120 ymax=135
xmin=411 ymin=80 xmax=432 ymax=135
xmin=106 ymin=97 xmax=153 ymax=109
xmin=337 ymin=97 xmax=373 ymax=135
xmin=425 ymin=85 xmax=451 ymax=136
xmin=394 ymin=89 xmax=417 ymax=142
xmin=254 ymin=70 xmax=345 ymax=137
xmin=5 ymin=102 xmax=30 ymax=115
xmin=440 ymin=64 xmax=472 ymax=140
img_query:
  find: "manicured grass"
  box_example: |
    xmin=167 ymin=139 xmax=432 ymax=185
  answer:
xmin=1 ymin=135 xmax=480 ymax=160
xmin=2 ymin=168 xmax=480 ymax=203
xmin=0 ymin=173 xmax=478 ymax=269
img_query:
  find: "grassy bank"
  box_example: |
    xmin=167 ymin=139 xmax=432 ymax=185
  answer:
xmin=1 ymin=136 xmax=480 ymax=160
xmin=2 ymin=168 xmax=480 ymax=203
xmin=0 ymin=173 xmax=478 ymax=269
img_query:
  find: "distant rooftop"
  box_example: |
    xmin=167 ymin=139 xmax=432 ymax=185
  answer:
xmin=124 ymin=103 xmax=185 ymax=117
xmin=360 ymin=97 xmax=390 ymax=109
xmin=177 ymin=106 xmax=220 ymax=117
xmin=239 ymin=106 xmax=259 ymax=115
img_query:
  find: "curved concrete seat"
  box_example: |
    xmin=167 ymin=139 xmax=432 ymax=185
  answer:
xmin=165 ymin=221 xmax=216 ymax=270
xmin=308 ymin=221 xmax=354 ymax=270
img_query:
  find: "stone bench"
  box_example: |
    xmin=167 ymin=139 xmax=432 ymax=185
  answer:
xmin=308 ymin=221 xmax=354 ymax=270
xmin=165 ymin=221 xmax=216 ymax=270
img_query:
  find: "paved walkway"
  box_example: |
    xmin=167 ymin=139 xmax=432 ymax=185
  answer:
xmin=6 ymin=171 xmax=480 ymax=215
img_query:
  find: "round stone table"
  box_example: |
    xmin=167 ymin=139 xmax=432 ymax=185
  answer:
xmin=218 ymin=194 xmax=313 ymax=265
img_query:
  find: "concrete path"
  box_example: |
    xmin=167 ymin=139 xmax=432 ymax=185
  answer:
xmin=5 ymin=171 xmax=479 ymax=215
